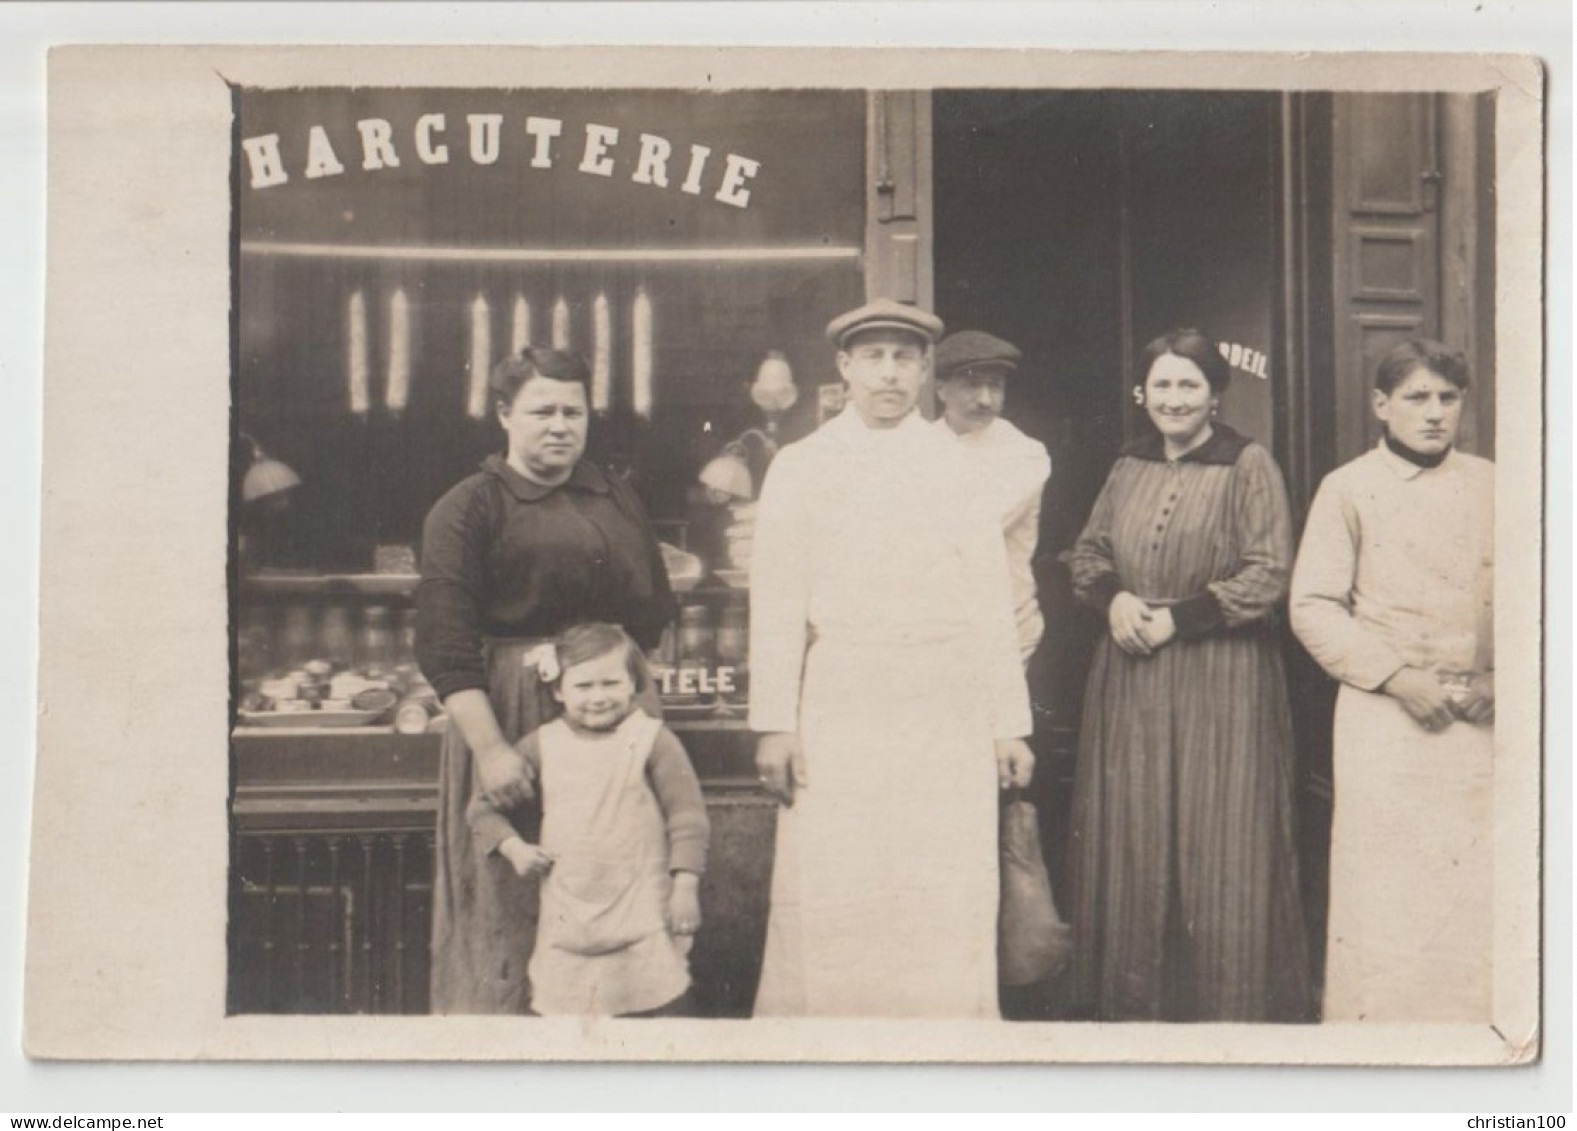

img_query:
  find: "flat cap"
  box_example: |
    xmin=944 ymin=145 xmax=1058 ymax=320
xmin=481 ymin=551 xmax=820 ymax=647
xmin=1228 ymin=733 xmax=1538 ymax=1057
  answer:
xmin=825 ymin=298 xmax=944 ymax=348
xmin=935 ymin=331 xmax=1023 ymax=378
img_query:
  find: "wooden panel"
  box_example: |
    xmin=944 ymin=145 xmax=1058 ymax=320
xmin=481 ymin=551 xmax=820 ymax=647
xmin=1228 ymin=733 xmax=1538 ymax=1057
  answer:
xmin=865 ymin=91 xmax=933 ymax=308
xmin=1351 ymin=228 xmax=1427 ymax=302
xmin=872 ymin=91 xmax=919 ymax=223
xmin=1348 ymin=94 xmax=1436 ymax=216
xmin=1329 ymin=93 xmax=1441 ymax=466
xmin=229 ymin=830 xmax=434 ymax=1014
xmin=1438 ymin=92 xmax=1497 ymax=459
xmin=1276 ymin=91 xmax=1337 ymax=522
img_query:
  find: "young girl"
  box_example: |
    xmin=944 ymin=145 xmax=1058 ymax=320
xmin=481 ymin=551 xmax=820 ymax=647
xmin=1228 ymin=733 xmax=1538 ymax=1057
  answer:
xmin=466 ymin=622 xmax=710 ymax=1017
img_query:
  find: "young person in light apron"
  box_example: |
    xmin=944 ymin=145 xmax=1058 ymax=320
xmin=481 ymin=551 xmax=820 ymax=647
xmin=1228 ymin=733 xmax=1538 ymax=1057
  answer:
xmin=1291 ymin=338 xmax=1495 ymax=1022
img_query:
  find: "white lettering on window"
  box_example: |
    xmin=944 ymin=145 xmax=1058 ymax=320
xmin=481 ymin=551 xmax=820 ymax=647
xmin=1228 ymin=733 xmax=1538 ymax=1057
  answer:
xmin=467 ymin=114 xmax=503 ymax=165
xmin=579 ymin=123 xmax=619 ymax=176
xmin=632 ymin=133 xmax=672 ymax=187
xmin=356 ymin=119 xmax=401 ymax=171
xmin=524 ymin=116 xmax=562 ymax=168
xmin=240 ymin=134 xmax=288 ymax=188
xmin=303 ymin=126 xmax=346 ymax=180
xmin=680 ymin=144 xmax=711 ymax=195
xmin=414 ymin=114 xmax=449 ymax=164
xmin=714 ymin=153 xmax=761 ymax=209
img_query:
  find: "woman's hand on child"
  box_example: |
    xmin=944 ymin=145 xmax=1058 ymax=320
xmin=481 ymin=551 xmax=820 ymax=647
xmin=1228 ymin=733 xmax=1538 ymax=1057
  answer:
xmin=499 ymin=838 xmax=555 ymax=879
xmin=668 ymin=872 xmax=703 ymax=936
xmin=476 ymin=740 xmax=535 ymax=809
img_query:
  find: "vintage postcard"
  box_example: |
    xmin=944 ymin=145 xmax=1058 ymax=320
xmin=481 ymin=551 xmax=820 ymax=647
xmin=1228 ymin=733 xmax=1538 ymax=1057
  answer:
xmin=25 ymin=44 xmax=1544 ymax=1064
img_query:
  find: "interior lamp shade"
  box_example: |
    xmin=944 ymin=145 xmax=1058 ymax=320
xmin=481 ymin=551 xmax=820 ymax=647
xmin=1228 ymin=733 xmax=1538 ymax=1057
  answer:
xmin=698 ymin=446 xmax=754 ymax=501
xmin=241 ymin=448 xmax=303 ymax=504
xmin=750 ymin=351 xmax=798 ymax=414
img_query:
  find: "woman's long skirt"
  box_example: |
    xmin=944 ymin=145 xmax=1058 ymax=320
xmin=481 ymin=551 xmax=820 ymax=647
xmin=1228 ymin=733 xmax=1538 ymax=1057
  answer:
xmin=1323 ymin=685 xmax=1494 ymax=1022
xmin=429 ymin=638 xmax=556 ymax=1014
xmin=752 ymin=632 xmax=1002 ymax=1019
xmin=1067 ymin=631 xmax=1312 ymax=1022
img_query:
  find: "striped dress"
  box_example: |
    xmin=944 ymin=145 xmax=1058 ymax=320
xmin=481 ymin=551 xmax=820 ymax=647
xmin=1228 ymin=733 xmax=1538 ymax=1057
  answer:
xmin=1064 ymin=424 xmax=1312 ymax=1022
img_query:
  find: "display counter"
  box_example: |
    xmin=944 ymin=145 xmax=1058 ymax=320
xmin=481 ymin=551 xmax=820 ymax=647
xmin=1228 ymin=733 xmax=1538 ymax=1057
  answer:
xmin=230 ymin=718 xmax=773 ymax=1017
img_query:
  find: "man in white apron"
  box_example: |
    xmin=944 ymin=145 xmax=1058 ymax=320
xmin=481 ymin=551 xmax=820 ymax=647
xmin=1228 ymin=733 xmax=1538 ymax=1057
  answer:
xmin=932 ymin=330 xmax=1052 ymax=665
xmin=748 ymin=298 xmax=1035 ymax=1018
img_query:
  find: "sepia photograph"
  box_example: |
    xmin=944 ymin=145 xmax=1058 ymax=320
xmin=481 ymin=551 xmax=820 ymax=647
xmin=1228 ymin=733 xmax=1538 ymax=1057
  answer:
xmin=226 ymin=80 xmax=1507 ymax=1029
xmin=19 ymin=29 xmax=1551 ymax=1085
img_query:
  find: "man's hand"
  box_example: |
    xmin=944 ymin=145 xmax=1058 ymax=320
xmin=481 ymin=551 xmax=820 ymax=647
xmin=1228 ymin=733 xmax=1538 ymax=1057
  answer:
xmin=755 ymin=732 xmax=807 ymax=806
xmin=1381 ymin=667 xmax=1456 ymax=732
xmin=994 ymin=738 xmax=1035 ymax=789
xmin=1108 ymin=592 xmax=1155 ymax=656
xmin=475 ymin=741 xmax=534 ymax=809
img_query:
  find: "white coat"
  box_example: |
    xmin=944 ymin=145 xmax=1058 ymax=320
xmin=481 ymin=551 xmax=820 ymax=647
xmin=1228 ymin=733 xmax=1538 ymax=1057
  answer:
xmin=748 ymin=406 xmax=1031 ymax=1018
xmin=934 ymin=416 xmax=1052 ymax=662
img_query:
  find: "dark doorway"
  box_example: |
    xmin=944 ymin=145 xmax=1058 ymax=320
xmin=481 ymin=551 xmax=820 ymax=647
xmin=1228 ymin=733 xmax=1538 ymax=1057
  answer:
xmin=933 ymin=88 xmax=1282 ymax=525
xmin=933 ymin=90 xmax=1333 ymax=1017
xmin=933 ymin=86 xmax=1286 ymax=742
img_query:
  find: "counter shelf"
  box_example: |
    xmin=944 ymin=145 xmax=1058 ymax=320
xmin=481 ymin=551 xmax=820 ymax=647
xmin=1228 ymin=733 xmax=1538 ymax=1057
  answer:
xmin=229 ymin=714 xmax=772 ymax=1017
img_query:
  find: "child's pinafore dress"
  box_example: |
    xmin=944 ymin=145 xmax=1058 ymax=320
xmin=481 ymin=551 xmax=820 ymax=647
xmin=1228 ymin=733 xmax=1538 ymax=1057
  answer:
xmin=528 ymin=712 xmax=691 ymax=1016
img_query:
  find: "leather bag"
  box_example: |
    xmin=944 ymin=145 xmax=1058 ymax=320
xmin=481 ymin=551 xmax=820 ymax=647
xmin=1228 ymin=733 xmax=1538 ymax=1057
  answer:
xmin=997 ymin=792 xmax=1073 ymax=986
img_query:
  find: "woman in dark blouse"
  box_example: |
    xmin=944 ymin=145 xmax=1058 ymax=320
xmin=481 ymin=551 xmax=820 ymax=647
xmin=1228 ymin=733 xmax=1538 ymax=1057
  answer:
xmin=417 ymin=347 xmax=676 ymax=1014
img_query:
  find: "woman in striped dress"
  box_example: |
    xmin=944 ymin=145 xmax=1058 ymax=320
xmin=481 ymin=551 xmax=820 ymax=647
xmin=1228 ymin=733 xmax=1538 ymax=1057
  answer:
xmin=1064 ymin=329 xmax=1311 ymax=1022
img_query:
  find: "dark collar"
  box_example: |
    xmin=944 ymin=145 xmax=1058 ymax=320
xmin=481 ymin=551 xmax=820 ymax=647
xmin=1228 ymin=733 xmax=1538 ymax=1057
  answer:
xmin=1382 ymin=430 xmax=1451 ymax=470
xmin=483 ymin=453 xmax=612 ymax=502
xmin=1121 ymin=422 xmax=1253 ymax=466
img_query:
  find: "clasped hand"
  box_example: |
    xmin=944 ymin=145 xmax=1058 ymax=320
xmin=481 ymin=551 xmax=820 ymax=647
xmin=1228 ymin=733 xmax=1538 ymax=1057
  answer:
xmin=1383 ymin=667 xmax=1494 ymax=732
xmin=1453 ymin=672 xmax=1495 ymax=724
xmin=1108 ymin=592 xmax=1177 ymax=656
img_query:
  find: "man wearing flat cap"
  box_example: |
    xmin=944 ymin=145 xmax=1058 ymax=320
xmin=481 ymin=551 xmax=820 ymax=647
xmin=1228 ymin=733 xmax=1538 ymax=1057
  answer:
xmin=934 ymin=330 xmax=1053 ymax=664
xmin=748 ymin=298 xmax=1034 ymax=1018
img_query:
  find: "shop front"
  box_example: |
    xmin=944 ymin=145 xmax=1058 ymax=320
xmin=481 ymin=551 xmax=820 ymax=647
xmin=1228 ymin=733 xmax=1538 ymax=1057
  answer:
xmin=230 ymin=87 xmax=872 ymax=1016
xmin=229 ymin=86 xmax=1495 ymax=1017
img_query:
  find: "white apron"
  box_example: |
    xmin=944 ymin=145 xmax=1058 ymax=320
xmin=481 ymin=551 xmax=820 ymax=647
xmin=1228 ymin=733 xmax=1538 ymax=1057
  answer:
xmin=528 ymin=713 xmax=690 ymax=1016
xmin=753 ymin=628 xmax=1002 ymax=1018
xmin=749 ymin=409 xmax=1024 ymax=1019
xmin=1324 ymin=685 xmax=1493 ymax=1022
